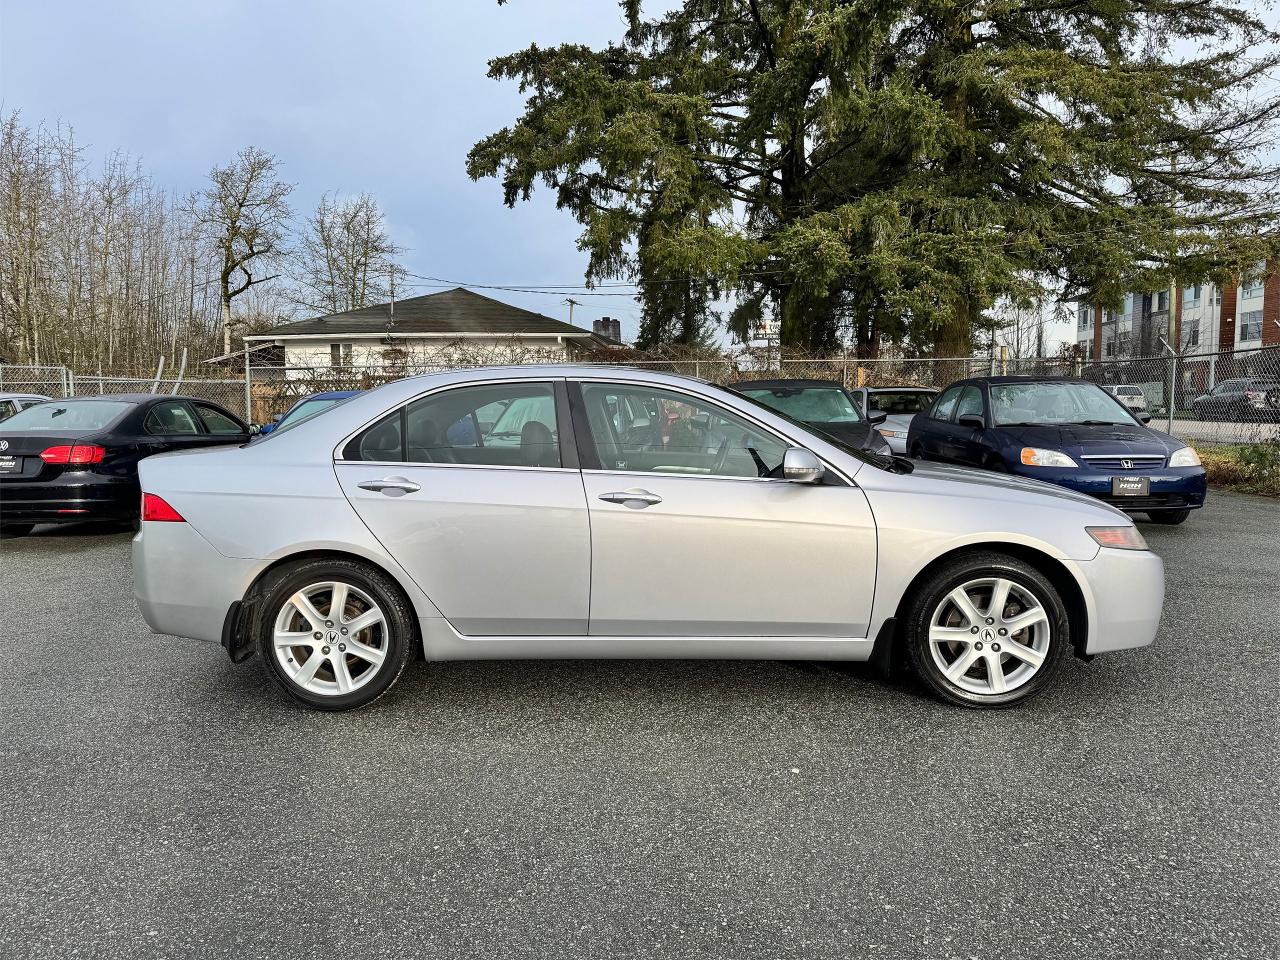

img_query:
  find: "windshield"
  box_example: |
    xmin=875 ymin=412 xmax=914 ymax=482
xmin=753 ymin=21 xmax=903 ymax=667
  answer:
xmin=868 ymin=391 xmax=936 ymax=415
xmin=738 ymin=386 xmax=863 ymax=423
xmin=991 ymin=382 xmax=1138 ymax=426
xmin=721 ymin=385 xmax=892 ymax=470
xmin=0 ymin=399 xmax=132 ymax=432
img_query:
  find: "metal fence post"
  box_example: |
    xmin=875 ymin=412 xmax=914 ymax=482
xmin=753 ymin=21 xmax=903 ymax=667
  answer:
xmin=1166 ymin=353 xmax=1177 ymax=435
xmin=244 ymin=348 xmax=252 ymax=422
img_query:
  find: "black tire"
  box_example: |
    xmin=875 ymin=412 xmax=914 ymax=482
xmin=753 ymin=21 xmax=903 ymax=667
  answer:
xmin=909 ymin=443 xmax=925 ymax=460
xmin=902 ymin=551 xmax=1070 ymax=709
xmin=0 ymin=523 xmax=35 ymax=538
xmin=1147 ymin=509 xmax=1191 ymax=525
xmin=255 ymin=557 xmax=416 ymax=711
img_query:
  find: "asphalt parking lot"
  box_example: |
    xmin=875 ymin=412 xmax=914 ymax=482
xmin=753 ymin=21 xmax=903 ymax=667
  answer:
xmin=1 ymin=494 xmax=1277 ymax=960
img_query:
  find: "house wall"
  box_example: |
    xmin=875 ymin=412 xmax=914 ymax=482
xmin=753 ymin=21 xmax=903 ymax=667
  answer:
xmin=279 ymin=337 xmax=577 ymax=369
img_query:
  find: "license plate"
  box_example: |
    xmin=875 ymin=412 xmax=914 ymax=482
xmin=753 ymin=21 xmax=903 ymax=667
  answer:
xmin=1111 ymin=476 xmax=1150 ymax=496
xmin=0 ymin=455 xmax=19 ymax=474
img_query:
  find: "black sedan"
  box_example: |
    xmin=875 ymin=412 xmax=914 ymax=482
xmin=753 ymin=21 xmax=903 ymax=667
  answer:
xmin=905 ymin=377 xmax=1207 ymax=523
xmin=0 ymin=394 xmax=249 ymax=536
xmin=730 ymin=378 xmax=891 ymax=454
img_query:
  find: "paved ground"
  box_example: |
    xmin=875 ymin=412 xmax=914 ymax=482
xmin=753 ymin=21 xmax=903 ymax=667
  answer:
xmin=1 ymin=494 xmax=1277 ymax=960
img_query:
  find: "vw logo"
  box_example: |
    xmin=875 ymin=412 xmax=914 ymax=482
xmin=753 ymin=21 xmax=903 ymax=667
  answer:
xmin=0 ymin=440 xmax=7 ymax=451
xmin=1121 ymin=459 xmax=1133 ymax=469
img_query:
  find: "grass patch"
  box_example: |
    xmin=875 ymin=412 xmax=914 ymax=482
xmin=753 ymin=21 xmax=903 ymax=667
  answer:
xmin=1199 ymin=442 xmax=1280 ymax=497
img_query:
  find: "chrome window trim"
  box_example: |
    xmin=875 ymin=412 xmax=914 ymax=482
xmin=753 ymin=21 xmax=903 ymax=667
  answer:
xmin=331 ymin=377 xmax=566 ymax=465
xmin=333 ymin=459 xmax=577 ymax=475
xmin=570 ymin=375 xmax=855 ymax=485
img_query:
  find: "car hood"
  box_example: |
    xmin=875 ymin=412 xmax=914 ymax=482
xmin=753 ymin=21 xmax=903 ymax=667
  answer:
xmin=904 ymin=459 xmax=1129 ymax=516
xmin=991 ymin=422 xmax=1181 ymax=456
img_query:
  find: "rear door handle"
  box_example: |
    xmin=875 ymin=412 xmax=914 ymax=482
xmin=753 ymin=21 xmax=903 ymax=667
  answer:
xmin=357 ymin=476 xmax=421 ymax=495
xmin=598 ymin=488 xmax=662 ymax=507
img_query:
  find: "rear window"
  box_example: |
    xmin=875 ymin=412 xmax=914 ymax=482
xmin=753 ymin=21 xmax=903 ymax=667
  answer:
xmin=0 ymin=400 xmax=132 ymax=432
xmin=868 ymin=391 xmax=936 ymax=414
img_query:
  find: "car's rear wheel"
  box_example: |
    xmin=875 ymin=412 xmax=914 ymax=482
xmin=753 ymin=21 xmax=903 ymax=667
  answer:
xmin=0 ymin=523 xmax=34 ymax=538
xmin=903 ymin=552 xmax=1069 ymax=708
xmin=1147 ymin=509 xmax=1191 ymax=525
xmin=256 ymin=558 xmax=415 ymax=711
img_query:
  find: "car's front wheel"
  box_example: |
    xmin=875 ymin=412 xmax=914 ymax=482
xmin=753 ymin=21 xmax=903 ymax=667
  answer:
xmin=256 ymin=558 xmax=415 ymax=711
xmin=903 ymin=552 xmax=1069 ymax=708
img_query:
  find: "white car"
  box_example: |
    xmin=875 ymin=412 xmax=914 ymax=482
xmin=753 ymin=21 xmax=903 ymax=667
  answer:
xmin=133 ymin=367 xmax=1165 ymax=711
xmin=1107 ymin=385 xmax=1148 ymax=413
xmin=0 ymin=392 xmax=50 ymax=422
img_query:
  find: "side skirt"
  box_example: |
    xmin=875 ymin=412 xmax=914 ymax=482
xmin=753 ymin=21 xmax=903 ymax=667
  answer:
xmin=418 ymin=618 xmax=874 ymax=662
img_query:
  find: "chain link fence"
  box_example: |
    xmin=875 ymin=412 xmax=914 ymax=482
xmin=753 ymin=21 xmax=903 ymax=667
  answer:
xmin=6 ymin=346 xmax=1277 ymax=446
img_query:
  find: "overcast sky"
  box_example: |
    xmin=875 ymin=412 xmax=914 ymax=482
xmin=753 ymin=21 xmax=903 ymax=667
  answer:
xmin=1 ymin=1 xmax=1275 ymax=350
xmin=0 ymin=0 xmax=668 ymax=338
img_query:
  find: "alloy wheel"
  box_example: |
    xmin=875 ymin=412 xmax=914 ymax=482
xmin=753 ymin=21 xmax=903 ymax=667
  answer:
xmin=928 ymin=577 xmax=1051 ymax=696
xmin=272 ymin=581 xmax=388 ymax=696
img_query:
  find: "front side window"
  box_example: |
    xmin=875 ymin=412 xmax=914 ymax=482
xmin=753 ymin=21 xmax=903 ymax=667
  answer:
xmin=579 ymin=382 xmax=787 ymax=479
xmin=194 ymin=404 xmax=245 ymax=435
xmin=343 ymin=382 xmax=560 ymax=468
xmin=144 ymin=401 xmax=202 ymax=436
xmin=931 ymin=386 xmax=963 ymax=421
xmin=955 ymin=386 xmax=984 ymax=420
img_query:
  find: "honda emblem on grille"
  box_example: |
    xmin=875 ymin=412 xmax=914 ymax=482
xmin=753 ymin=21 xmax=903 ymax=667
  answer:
xmin=1121 ymin=459 xmax=1133 ymax=469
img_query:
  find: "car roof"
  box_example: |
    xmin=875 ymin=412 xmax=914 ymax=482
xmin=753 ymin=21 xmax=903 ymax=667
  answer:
xmin=730 ymin=378 xmax=845 ymax=390
xmin=299 ymin=390 xmax=363 ymax=400
xmin=865 ymin=386 xmax=938 ymax=393
xmin=0 ymin=392 xmax=50 ymax=400
xmin=56 ymin=393 xmax=222 ymax=404
xmin=948 ymin=376 xmax=1098 ymax=387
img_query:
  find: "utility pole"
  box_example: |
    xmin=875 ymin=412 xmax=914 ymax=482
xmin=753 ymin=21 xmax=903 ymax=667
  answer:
xmin=563 ymin=297 xmax=581 ymax=325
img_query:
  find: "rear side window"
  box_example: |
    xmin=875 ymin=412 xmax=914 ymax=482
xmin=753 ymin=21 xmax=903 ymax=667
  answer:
xmin=145 ymin=401 xmax=202 ymax=436
xmin=931 ymin=386 xmax=963 ymax=421
xmin=194 ymin=404 xmax=244 ymax=435
xmin=342 ymin=382 xmax=561 ymax=468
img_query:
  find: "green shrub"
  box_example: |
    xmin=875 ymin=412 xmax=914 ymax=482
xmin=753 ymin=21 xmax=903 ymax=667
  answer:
xmin=1200 ymin=442 xmax=1280 ymax=497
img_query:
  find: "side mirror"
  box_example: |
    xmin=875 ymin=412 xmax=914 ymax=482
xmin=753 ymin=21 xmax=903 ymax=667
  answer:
xmin=782 ymin=447 xmax=825 ymax=484
xmin=869 ymin=412 xmax=888 ymax=425
xmin=248 ymin=424 xmax=261 ymax=436
xmin=957 ymin=414 xmax=985 ymax=430
xmin=1137 ymin=412 xmax=1152 ymax=424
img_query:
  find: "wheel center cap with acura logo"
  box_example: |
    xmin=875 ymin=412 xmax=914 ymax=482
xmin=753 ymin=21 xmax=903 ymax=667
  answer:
xmin=981 ymin=627 xmax=996 ymax=643
xmin=327 ymin=631 xmax=338 ymax=642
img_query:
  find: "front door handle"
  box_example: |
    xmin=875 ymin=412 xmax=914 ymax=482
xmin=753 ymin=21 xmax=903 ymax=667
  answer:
xmin=357 ymin=476 xmax=421 ymax=495
xmin=598 ymin=488 xmax=662 ymax=507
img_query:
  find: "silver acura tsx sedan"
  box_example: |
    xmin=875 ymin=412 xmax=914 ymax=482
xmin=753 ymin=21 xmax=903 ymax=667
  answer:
xmin=133 ymin=366 xmax=1164 ymax=711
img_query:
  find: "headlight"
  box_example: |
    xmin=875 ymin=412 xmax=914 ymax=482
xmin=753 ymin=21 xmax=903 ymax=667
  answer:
xmin=877 ymin=428 xmax=908 ymax=439
xmin=1087 ymin=526 xmax=1149 ymax=551
xmin=1020 ymin=447 xmax=1077 ymax=468
xmin=1169 ymin=446 xmax=1201 ymax=467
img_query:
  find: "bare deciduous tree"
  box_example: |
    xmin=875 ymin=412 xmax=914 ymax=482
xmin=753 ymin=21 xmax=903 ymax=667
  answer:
xmin=192 ymin=147 xmax=292 ymax=356
xmin=289 ymin=192 xmax=402 ymax=316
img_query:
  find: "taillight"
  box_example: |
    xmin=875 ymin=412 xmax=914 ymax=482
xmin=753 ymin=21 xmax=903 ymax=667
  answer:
xmin=40 ymin=443 xmax=106 ymax=465
xmin=141 ymin=493 xmax=185 ymax=522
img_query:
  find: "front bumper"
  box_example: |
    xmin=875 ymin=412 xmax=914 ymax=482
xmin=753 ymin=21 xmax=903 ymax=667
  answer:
xmin=1008 ymin=465 xmax=1207 ymax=513
xmin=133 ymin=521 xmax=258 ymax=644
xmin=1076 ymin=547 xmax=1165 ymax=654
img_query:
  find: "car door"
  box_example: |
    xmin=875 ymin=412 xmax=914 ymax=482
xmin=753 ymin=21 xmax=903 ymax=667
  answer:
xmin=948 ymin=385 xmax=988 ymax=466
xmin=142 ymin=400 xmax=213 ymax=455
xmin=918 ymin=385 xmax=963 ymax=461
xmin=571 ymin=378 xmax=877 ymax=638
xmin=333 ymin=379 xmax=591 ymax=636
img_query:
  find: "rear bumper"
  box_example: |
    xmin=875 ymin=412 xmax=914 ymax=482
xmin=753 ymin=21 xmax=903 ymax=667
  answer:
xmin=133 ymin=521 xmax=258 ymax=644
xmin=1077 ymin=547 xmax=1165 ymax=654
xmin=1008 ymin=465 xmax=1207 ymax=513
xmin=0 ymin=474 xmax=138 ymax=522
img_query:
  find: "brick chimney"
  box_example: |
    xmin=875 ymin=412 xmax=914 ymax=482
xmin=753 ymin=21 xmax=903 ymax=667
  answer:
xmin=593 ymin=317 xmax=611 ymax=338
xmin=610 ymin=318 xmax=622 ymax=343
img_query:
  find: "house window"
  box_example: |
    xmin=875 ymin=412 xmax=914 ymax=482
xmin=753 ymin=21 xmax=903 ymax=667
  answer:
xmin=1241 ymin=264 xmax=1266 ymax=299
xmin=1183 ymin=284 xmax=1201 ymax=307
xmin=1239 ymin=310 xmax=1263 ymax=342
xmin=1123 ymin=293 xmax=1134 ymax=316
xmin=1156 ymin=290 xmax=1169 ymax=312
xmin=1105 ymin=340 xmax=1115 ymax=358
xmin=1186 ymin=322 xmax=1200 ymax=348
xmin=1078 ymin=305 xmax=1092 ymax=330
xmin=330 ymin=342 xmax=353 ymax=366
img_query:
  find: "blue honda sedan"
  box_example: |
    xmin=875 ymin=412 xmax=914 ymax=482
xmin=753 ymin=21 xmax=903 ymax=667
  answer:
xmin=906 ymin=377 xmax=1207 ymax=524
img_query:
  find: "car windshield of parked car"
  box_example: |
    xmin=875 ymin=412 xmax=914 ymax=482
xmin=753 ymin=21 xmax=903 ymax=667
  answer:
xmin=868 ymin=391 xmax=936 ymax=415
xmin=991 ymin=382 xmax=1137 ymax=426
xmin=738 ymin=386 xmax=863 ymax=424
xmin=0 ymin=399 xmax=132 ymax=432
xmin=264 ymin=395 xmax=356 ymax=438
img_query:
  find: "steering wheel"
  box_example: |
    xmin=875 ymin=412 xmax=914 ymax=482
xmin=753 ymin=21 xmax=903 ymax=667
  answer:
xmin=710 ymin=434 xmax=731 ymax=474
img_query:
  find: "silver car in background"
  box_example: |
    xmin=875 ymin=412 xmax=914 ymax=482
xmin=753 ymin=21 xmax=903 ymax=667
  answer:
xmin=133 ymin=366 xmax=1164 ymax=711
xmin=853 ymin=387 xmax=939 ymax=454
